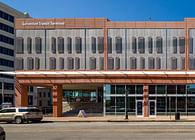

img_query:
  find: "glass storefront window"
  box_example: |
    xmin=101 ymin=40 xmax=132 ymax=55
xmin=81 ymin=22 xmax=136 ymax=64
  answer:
xmin=136 ymin=85 xmax=143 ymax=94
xmin=157 ymin=85 xmax=165 ymax=94
xmin=116 ymin=85 xmax=125 ymax=94
xmin=116 ymin=97 xmax=125 ymax=113
xmin=187 ymin=85 xmax=195 ymax=94
xmin=106 ymin=97 xmax=115 ymax=114
xmin=111 ymin=85 xmax=115 ymax=94
xmin=188 ymin=97 xmax=195 ymax=114
xmin=149 ymin=85 xmax=155 ymax=94
xmin=126 ymin=85 xmax=135 ymax=94
xmin=105 ymin=84 xmax=111 ymax=95
xmin=167 ymin=85 xmax=176 ymax=94
xmin=167 ymin=97 xmax=176 ymax=112
xmin=177 ymin=85 xmax=186 ymax=94
xmin=157 ymin=97 xmax=166 ymax=113
xmin=177 ymin=97 xmax=186 ymax=112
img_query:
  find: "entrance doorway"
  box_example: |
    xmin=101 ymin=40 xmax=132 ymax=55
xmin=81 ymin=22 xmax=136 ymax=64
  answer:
xmin=149 ymin=100 xmax=156 ymax=117
xmin=136 ymin=100 xmax=143 ymax=116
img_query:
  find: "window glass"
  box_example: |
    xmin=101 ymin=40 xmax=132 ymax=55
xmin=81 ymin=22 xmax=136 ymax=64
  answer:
xmin=89 ymin=57 xmax=96 ymax=69
xmin=58 ymin=37 xmax=64 ymax=54
xmin=115 ymin=57 xmax=120 ymax=69
xmin=75 ymin=37 xmax=82 ymax=53
xmin=140 ymin=57 xmax=145 ymax=69
xmin=107 ymin=37 xmax=112 ymax=54
xmin=27 ymin=57 xmax=34 ymax=70
xmin=98 ymin=37 xmax=104 ymax=53
xmin=107 ymin=57 xmax=114 ymax=69
xmin=156 ymin=37 xmax=163 ymax=54
xmin=49 ymin=57 xmax=56 ymax=69
xmin=35 ymin=37 xmax=42 ymax=54
xmin=67 ymin=57 xmax=74 ymax=69
xmin=59 ymin=57 xmax=64 ymax=69
xmin=179 ymin=37 xmax=185 ymax=54
xmin=99 ymin=57 xmax=104 ymax=70
xmin=138 ymin=37 xmax=145 ymax=54
xmin=51 ymin=37 xmax=56 ymax=54
xmin=132 ymin=37 xmax=137 ymax=53
xmin=130 ymin=57 xmax=137 ymax=69
xmin=156 ymin=57 xmax=161 ymax=69
xmin=173 ymin=37 xmax=177 ymax=54
xmin=115 ymin=37 xmax=122 ymax=53
xmin=67 ymin=37 xmax=72 ymax=54
xmin=75 ymin=57 xmax=80 ymax=69
xmin=15 ymin=58 xmax=23 ymax=70
xmin=181 ymin=57 xmax=185 ymax=69
xmin=91 ymin=37 xmax=96 ymax=53
xmin=35 ymin=57 xmax=40 ymax=70
xmin=171 ymin=57 xmax=177 ymax=69
xmin=148 ymin=57 xmax=155 ymax=69
xmin=16 ymin=37 xmax=24 ymax=54
xmin=189 ymin=37 xmax=193 ymax=54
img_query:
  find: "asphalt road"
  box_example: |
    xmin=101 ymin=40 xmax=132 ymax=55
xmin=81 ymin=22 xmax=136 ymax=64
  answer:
xmin=2 ymin=121 xmax=195 ymax=140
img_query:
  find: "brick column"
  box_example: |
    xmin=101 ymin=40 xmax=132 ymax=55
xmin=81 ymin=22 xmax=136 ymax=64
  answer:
xmin=144 ymin=84 xmax=149 ymax=117
xmin=53 ymin=85 xmax=62 ymax=117
xmin=15 ymin=80 xmax=28 ymax=107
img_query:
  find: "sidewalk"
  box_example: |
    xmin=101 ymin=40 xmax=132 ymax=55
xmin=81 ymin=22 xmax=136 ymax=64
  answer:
xmin=42 ymin=116 xmax=195 ymax=122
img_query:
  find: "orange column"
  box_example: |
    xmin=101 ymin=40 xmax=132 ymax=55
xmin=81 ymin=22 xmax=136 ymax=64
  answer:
xmin=15 ymin=80 xmax=28 ymax=107
xmin=144 ymin=84 xmax=149 ymax=117
xmin=53 ymin=85 xmax=62 ymax=117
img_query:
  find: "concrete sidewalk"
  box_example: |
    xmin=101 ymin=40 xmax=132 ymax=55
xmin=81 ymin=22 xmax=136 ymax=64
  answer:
xmin=42 ymin=116 xmax=195 ymax=122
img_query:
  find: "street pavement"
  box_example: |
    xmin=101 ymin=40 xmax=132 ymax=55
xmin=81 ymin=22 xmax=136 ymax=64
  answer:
xmin=2 ymin=121 xmax=195 ymax=140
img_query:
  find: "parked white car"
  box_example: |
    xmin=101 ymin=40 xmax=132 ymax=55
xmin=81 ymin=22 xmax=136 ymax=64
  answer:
xmin=0 ymin=107 xmax=43 ymax=124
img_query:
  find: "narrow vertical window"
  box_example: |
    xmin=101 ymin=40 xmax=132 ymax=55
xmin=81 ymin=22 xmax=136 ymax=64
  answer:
xmin=75 ymin=57 xmax=80 ymax=69
xmin=98 ymin=37 xmax=104 ymax=53
xmin=91 ymin=37 xmax=96 ymax=53
xmin=156 ymin=57 xmax=161 ymax=69
xmin=75 ymin=37 xmax=82 ymax=53
xmin=181 ymin=57 xmax=185 ymax=69
xmin=99 ymin=57 xmax=104 ymax=70
xmin=130 ymin=57 xmax=137 ymax=69
xmin=89 ymin=57 xmax=96 ymax=69
xmin=179 ymin=37 xmax=185 ymax=54
xmin=156 ymin=37 xmax=163 ymax=54
xmin=27 ymin=57 xmax=34 ymax=70
xmin=51 ymin=37 xmax=56 ymax=54
xmin=173 ymin=37 xmax=177 ymax=54
xmin=171 ymin=57 xmax=177 ymax=69
xmin=15 ymin=58 xmax=23 ymax=70
xmin=115 ymin=57 xmax=120 ymax=69
xmin=107 ymin=37 xmax=112 ymax=54
xmin=67 ymin=57 xmax=74 ymax=69
xmin=58 ymin=37 xmax=64 ymax=54
xmin=189 ymin=57 xmax=194 ymax=70
xmin=148 ymin=37 xmax=153 ymax=54
xmin=67 ymin=37 xmax=72 ymax=54
xmin=107 ymin=57 xmax=114 ymax=69
xmin=59 ymin=57 xmax=64 ymax=69
xmin=35 ymin=37 xmax=42 ymax=54
xmin=132 ymin=37 xmax=137 ymax=53
xmin=189 ymin=37 xmax=193 ymax=54
xmin=49 ymin=57 xmax=56 ymax=69
xmin=16 ymin=37 xmax=24 ymax=54
xmin=116 ymin=37 xmax=122 ymax=53
xmin=148 ymin=57 xmax=155 ymax=69
xmin=27 ymin=37 xmax=32 ymax=54
xmin=35 ymin=57 xmax=40 ymax=70
xmin=140 ymin=57 xmax=145 ymax=69
xmin=138 ymin=37 xmax=145 ymax=54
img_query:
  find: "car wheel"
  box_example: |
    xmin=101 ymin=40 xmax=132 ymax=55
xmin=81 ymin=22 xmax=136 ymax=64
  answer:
xmin=15 ymin=117 xmax=23 ymax=124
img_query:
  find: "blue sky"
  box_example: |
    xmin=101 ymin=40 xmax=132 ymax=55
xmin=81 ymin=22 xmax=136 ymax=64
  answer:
xmin=1 ymin=0 xmax=195 ymax=21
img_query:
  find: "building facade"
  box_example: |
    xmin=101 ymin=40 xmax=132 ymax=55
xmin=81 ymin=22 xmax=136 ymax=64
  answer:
xmin=0 ymin=2 xmax=28 ymax=106
xmin=13 ymin=17 xmax=195 ymax=117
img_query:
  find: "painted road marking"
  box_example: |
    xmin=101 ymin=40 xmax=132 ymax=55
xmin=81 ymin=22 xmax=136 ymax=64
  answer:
xmin=5 ymin=128 xmax=195 ymax=132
